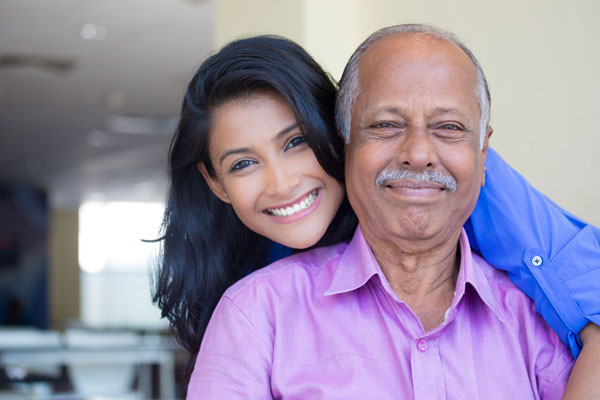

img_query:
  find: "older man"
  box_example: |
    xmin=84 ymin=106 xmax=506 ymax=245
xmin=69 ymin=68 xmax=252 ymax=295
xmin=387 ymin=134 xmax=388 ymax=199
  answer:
xmin=189 ymin=25 xmax=576 ymax=399
xmin=340 ymin=25 xmax=492 ymax=334
xmin=337 ymin=24 xmax=573 ymax=397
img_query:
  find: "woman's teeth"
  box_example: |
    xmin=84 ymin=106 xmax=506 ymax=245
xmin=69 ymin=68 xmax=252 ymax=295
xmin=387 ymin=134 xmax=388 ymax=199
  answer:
xmin=267 ymin=190 xmax=318 ymax=217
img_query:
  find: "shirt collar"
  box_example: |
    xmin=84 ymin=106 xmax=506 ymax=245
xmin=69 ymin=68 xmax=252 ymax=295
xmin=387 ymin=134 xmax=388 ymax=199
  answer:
xmin=324 ymin=226 xmax=506 ymax=323
xmin=453 ymin=229 xmax=506 ymax=323
xmin=324 ymin=225 xmax=383 ymax=296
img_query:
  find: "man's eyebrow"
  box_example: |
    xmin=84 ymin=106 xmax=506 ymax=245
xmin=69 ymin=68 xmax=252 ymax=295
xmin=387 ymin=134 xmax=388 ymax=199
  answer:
xmin=357 ymin=106 xmax=404 ymax=126
xmin=430 ymin=107 xmax=463 ymax=117
xmin=218 ymin=122 xmax=302 ymax=165
xmin=271 ymin=122 xmax=302 ymax=142
xmin=368 ymin=106 xmax=403 ymax=116
xmin=366 ymin=106 xmax=465 ymax=117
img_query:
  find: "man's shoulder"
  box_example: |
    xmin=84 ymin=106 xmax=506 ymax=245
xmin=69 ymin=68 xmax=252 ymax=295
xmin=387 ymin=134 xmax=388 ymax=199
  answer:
xmin=223 ymin=241 xmax=348 ymax=303
xmin=471 ymin=252 xmax=541 ymax=319
xmin=471 ymin=250 xmax=574 ymax=382
xmin=472 ymin=252 xmax=515 ymax=287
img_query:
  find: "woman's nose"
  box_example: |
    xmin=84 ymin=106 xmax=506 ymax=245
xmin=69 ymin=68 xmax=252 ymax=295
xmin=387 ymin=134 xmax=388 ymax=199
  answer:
xmin=264 ymin=161 xmax=300 ymax=197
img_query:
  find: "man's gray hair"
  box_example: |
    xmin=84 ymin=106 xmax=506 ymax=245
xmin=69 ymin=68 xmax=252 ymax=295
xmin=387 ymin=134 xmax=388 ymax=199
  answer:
xmin=335 ymin=24 xmax=491 ymax=148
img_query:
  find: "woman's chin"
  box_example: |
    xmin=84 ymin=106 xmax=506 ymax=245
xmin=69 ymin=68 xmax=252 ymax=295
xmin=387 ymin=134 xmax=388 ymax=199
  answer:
xmin=267 ymin=228 xmax=324 ymax=251
xmin=277 ymin=237 xmax=318 ymax=250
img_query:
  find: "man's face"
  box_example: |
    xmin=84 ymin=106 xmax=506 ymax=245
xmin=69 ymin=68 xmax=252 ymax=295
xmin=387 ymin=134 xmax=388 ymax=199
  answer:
xmin=345 ymin=34 xmax=491 ymax=249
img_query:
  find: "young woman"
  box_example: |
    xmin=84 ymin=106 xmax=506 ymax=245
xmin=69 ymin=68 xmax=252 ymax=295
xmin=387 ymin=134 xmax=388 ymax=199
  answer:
xmin=154 ymin=35 xmax=600 ymax=395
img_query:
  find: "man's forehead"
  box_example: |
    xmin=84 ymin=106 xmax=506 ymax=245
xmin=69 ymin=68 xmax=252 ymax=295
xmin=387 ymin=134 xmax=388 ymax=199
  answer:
xmin=353 ymin=34 xmax=480 ymax=114
xmin=358 ymin=33 xmax=477 ymax=82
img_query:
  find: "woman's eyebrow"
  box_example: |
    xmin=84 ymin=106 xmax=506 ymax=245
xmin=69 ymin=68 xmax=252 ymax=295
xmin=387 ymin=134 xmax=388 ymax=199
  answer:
xmin=218 ymin=122 xmax=302 ymax=165
xmin=271 ymin=122 xmax=301 ymax=142
xmin=219 ymin=146 xmax=250 ymax=165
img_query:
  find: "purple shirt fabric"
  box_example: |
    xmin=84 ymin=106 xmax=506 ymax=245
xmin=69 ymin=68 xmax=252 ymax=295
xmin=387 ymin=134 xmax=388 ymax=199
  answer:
xmin=188 ymin=227 xmax=573 ymax=399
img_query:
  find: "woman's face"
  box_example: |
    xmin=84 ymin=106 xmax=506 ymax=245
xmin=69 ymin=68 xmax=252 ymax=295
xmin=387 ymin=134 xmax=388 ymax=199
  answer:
xmin=199 ymin=92 xmax=345 ymax=249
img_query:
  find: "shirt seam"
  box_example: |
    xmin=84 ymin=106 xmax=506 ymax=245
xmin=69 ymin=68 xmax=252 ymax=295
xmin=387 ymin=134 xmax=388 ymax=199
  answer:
xmin=226 ymin=252 xmax=338 ymax=298
xmin=544 ymin=357 xmax=575 ymax=393
xmin=558 ymin=266 xmax=600 ymax=281
xmin=221 ymin=295 xmax=274 ymax=360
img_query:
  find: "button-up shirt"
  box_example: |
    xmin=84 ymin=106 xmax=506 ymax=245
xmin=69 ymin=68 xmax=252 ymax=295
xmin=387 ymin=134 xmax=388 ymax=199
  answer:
xmin=188 ymin=227 xmax=574 ymax=399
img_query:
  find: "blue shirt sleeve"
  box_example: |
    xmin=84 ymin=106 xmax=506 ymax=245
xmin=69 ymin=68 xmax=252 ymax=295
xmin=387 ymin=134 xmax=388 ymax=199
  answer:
xmin=464 ymin=147 xmax=600 ymax=358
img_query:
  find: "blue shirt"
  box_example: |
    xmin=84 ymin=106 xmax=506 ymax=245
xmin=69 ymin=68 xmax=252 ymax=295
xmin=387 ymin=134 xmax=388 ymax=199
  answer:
xmin=465 ymin=148 xmax=600 ymax=358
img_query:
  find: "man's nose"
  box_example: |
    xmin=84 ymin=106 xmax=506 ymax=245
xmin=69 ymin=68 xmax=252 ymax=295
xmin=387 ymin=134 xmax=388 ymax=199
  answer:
xmin=396 ymin=126 xmax=439 ymax=170
xmin=264 ymin=161 xmax=300 ymax=197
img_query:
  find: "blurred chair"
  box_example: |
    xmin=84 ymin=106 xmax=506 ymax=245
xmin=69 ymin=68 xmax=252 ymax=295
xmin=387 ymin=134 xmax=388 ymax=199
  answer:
xmin=0 ymin=327 xmax=63 ymax=379
xmin=0 ymin=328 xmax=63 ymax=398
xmin=0 ymin=328 xmax=61 ymax=349
xmin=1 ymin=328 xmax=176 ymax=399
xmin=62 ymin=329 xmax=141 ymax=398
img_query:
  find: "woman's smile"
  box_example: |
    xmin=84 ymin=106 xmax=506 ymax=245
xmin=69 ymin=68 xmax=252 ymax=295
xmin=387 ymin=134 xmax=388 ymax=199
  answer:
xmin=264 ymin=188 xmax=321 ymax=221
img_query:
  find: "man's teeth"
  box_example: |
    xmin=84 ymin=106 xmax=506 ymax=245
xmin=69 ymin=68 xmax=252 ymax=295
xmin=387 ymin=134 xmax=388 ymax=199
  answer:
xmin=268 ymin=190 xmax=318 ymax=217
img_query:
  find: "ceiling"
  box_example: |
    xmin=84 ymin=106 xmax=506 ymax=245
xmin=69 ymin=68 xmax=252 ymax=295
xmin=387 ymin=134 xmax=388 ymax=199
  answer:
xmin=0 ymin=0 xmax=214 ymax=208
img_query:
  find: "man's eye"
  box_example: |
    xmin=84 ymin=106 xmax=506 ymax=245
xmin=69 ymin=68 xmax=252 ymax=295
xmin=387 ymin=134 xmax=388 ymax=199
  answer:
xmin=372 ymin=122 xmax=396 ymax=129
xmin=440 ymin=124 xmax=461 ymax=130
xmin=230 ymin=159 xmax=256 ymax=172
xmin=285 ymin=135 xmax=307 ymax=150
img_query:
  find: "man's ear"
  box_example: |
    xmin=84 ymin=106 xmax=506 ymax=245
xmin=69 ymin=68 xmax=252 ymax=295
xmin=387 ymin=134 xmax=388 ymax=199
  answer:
xmin=480 ymin=126 xmax=493 ymax=187
xmin=197 ymin=162 xmax=231 ymax=204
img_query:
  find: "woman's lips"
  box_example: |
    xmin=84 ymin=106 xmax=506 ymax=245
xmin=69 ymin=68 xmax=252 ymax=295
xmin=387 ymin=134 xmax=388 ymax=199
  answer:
xmin=264 ymin=189 xmax=319 ymax=217
xmin=262 ymin=188 xmax=323 ymax=224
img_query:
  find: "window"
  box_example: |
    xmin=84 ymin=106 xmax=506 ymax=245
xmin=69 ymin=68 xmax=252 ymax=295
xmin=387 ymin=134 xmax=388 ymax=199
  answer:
xmin=78 ymin=201 xmax=167 ymax=329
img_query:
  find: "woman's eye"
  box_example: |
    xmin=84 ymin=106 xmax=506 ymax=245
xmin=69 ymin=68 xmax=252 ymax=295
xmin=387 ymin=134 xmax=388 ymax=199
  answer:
xmin=230 ymin=159 xmax=256 ymax=172
xmin=285 ymin=135 xmax=307 ymax=150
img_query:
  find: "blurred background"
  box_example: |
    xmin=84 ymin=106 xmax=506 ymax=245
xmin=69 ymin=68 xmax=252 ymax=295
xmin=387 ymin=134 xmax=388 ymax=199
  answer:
xmin=0 ymin=0 xmax=598 ymax=398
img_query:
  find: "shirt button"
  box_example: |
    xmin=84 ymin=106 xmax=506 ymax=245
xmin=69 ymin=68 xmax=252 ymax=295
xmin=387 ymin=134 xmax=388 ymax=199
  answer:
xmin=416 ymin=339 xmax=428 ymax=352
xmin=531 ymin=256 xmax=543 ymax=267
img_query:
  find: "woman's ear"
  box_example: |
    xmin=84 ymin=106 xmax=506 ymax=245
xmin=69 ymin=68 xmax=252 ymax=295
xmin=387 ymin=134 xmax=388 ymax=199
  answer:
xmin=198 ymin=162 xmax=231 ymax=203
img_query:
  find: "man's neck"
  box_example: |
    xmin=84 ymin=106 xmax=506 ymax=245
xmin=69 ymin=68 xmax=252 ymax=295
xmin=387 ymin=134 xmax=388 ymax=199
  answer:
xmin=364 ymin=228 xmax=462 ymax=332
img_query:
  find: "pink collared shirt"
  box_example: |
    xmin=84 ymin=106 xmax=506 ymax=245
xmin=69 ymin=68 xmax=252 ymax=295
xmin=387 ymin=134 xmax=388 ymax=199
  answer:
xmin=188 ymin=228 xmax=573 ymax=399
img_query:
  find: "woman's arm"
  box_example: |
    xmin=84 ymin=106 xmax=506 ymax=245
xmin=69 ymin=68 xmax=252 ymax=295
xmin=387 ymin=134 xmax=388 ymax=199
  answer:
xmin=562 ymin=323 xmax=600 ymax=399
xmin=465 ymin=147 xmax=600 ymax=357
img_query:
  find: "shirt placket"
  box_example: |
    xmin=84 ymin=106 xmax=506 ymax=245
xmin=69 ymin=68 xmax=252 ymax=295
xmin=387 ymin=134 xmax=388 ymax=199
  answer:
xmin=373 ymin=280 xmax=452 ymax=400
xmin=410 ymin=332 xmax=445 ymax=400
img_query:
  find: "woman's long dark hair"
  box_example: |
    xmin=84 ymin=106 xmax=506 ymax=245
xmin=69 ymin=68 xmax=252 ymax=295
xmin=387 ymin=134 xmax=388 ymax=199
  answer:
xmin=153 ymin=35 xmax=357 ymax=377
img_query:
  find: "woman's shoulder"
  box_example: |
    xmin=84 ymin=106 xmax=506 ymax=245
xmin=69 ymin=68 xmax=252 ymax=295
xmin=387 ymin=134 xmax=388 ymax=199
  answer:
xmin=223 ymin=241 xmax=348 ymax=305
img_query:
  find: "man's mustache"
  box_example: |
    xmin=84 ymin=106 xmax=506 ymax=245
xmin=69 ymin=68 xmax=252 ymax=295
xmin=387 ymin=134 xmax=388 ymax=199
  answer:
xmin=375 ymin=168 xmax=457 ymax=192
